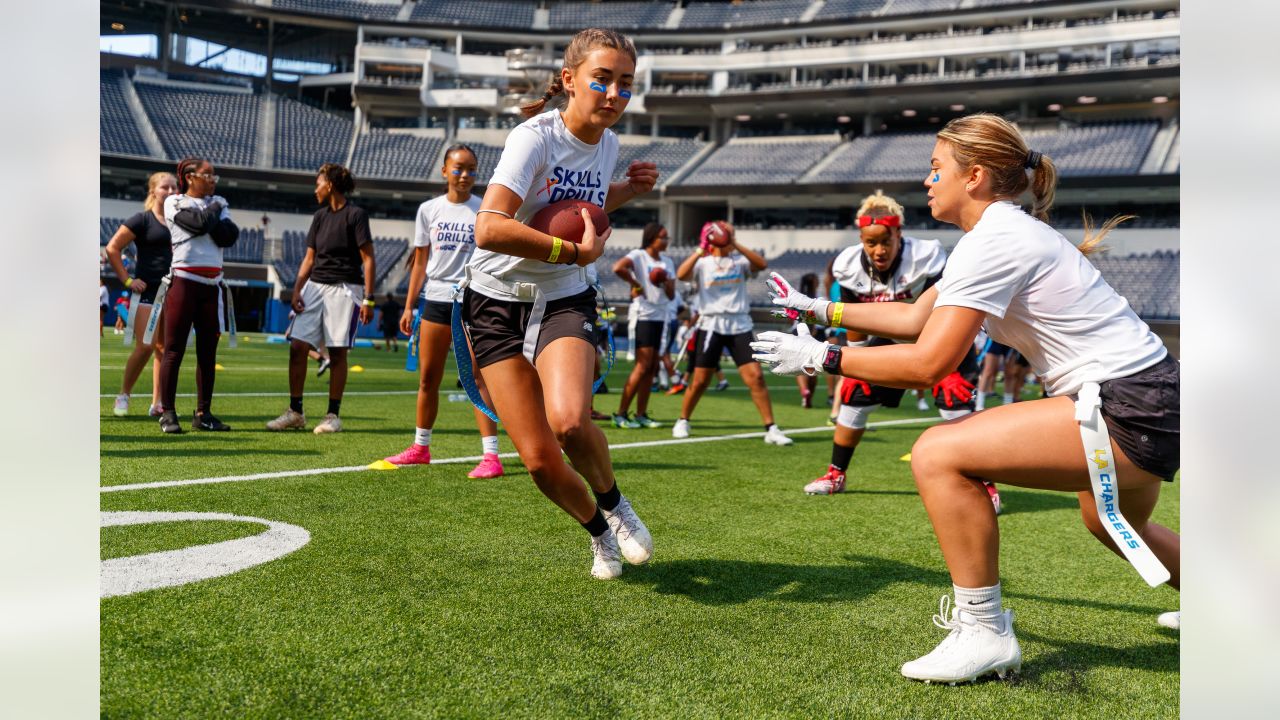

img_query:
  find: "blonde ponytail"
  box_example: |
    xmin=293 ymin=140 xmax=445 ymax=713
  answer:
xmin=1077 ymin=212 xmax=1135 ymax=257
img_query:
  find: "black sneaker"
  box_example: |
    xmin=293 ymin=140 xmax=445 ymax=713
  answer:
xmin=159 ymin=410 xmax=183 ymax=434
xmin=192 ymin=412 xmax=231 ymax=431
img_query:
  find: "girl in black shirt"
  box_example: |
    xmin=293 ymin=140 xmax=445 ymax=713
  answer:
xmin=105 ymin=171 xmax=177 ymax=417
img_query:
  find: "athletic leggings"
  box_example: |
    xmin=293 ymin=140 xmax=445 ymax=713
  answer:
xmin=158 ymin=276 xmax=222 ymax=414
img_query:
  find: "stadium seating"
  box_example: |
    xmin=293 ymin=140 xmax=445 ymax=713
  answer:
xmin=100 ymin=70 xmax=150 ymax=157
xmin=613 ymin=140 xmax=707 ymax=185
xmin=813 ymin=0 xmax=887 ymax=21
xmin=135 ymin=83 xmax=260 ymax=167
xmin=678 ymin=137 xmax=841 ymax=186
xmin=224 ymin=227 xmax=265 ymax=264
xmin=101 ymin=217 xmax=126 ymax=246
xmin=465 ymin=142 xmax=505 ymax=185
xmin=548 ymin=1 xmax=673 ymax=30
xmin=275 ymin=97 xmax=354 ymax=172
xmin=681 ymin=0 xmax=813 ymax=29
xmin=350 ymin=131 xmax=445 ymax=181
xmin=272 ymin=0 xmax=403 ymax=22
xmin=884 ymin=0 xmax=960 ymax=16
xmin=806 ymin=132 xmax=937 ymax=184
xmin=410 ymin=0 xmax=535 ymax=28
xmin=372 ymin=237 xmax=409 ymax=289
xmin=1090 ymin=250 xmax=1179 ymax=320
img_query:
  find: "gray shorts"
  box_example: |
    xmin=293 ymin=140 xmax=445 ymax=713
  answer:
xmin=287 ymin=280 xmax=362 ymax=348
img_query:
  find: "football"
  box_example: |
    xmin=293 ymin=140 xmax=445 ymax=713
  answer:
xmin=649 ymin=266 xmax=669 ymax=284
xmin=703 ymin=220 xmax=733 ymax=247
xmin=528 ymin=199 xmax=610 ymax=244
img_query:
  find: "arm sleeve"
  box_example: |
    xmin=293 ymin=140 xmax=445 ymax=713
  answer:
xmin=208 ymin=217 xmax=239 ymax=248
xmin=170 ymin=198 xmax=220 ymax=236
xmin=933 ymin=233 xmax=1028 ymax=318
xmin=487 ymin=125 xmax=543 ymax=200
xmin=353 ymin=207 xmax=373 ymax=248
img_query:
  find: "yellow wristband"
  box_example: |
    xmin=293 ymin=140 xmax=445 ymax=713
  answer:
xmin=830 ymin=302 xmax=844 ymax=326
xmin=363 ymin=298 xmax=376 ymax=307
xmin=547 ymin=236 xmax=563 ymax=264
xmin=124 ymin=277 xmax=133 ymax=288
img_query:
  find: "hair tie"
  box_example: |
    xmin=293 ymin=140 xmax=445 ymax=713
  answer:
xmin=1024 ymin=150 xmax=1043 ymax=170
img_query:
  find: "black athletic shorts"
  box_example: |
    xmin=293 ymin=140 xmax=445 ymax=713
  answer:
xmin=632 ymin=320 xmax=665 ymax=350
xmin=987 ymin=341 xmax=1011 ymax=357
xmin=692 ymin=329 xmax=755 ymax=369
xmin=135 ymin=277 xmax=164 ymax=305
xmin=933 ymin=346 xmax=981 ymax=412
xmin=423 ymin=299 xmax=453 ymax=326
xmin=463 ymin=287 xmax=597 ymax=368
xmin=1099 ymin=354 xmax=1180 ymax=481
xmin=839 ymin=336 xmax=906 ymax=408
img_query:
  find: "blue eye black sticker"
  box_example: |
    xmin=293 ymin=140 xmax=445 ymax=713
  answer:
xmin=619 ymin=89 xmax=632 ymax=99
xmin=589 ymin=82 xmax=606 ymax=93
xmin=931 ymin=173 xmax=941 ymax=183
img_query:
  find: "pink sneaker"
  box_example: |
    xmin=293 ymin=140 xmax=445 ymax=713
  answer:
xmin=467 ymin=453 xmax=504 ymax=479
xmin=385 ymin=444 xmax=431 ymax=466
xmin=984 ymin=480 xmax=1002 ymax=515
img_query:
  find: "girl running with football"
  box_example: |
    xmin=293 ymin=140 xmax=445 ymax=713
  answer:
xmin=754 ymin=113 xmax=1179 ymax=684
xmin=383 ymin=144 xmax=504 ymax=479
xmin=105 ymin=171 xmax=177 ymax=417
xmin=611 ymin=221 xmax=674 ymax=428
xmin=469 ymin=28 xmax=657 ymax=579
xmin=671 ymin=221 xmax=792 ymax=446
xmin=157 ymin=157 xmax=240 ymax=433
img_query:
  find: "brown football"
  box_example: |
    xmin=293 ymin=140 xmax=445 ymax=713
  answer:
xmin=528 ymin=199 xmax=609 ymax=244
xmin=649 ymin=266 xmax=669 ymax=284
xmin=705 ymin=220 xmax=733 ymax=247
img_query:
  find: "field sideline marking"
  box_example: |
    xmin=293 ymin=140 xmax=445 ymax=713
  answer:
xmin=101 ymin=417 xmax=940 ymax=494
xmin=99 ymin=388 xmax=765 ymax=399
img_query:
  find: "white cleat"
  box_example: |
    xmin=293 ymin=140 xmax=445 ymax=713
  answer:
xmin=1157 ymin=611 xmax=1180 ymax=630
xmin=590 ymin=528 xmax=623 ymax=579
xmin=266 ymin=408 xmax=306 ymax=431
xmin=313 ymin=413 xmax=343 ymax=434
xmin=764 ymin=425 xmax=793 ymax=446
xmin=901 ymin=596 xmax=1022 ymax=685
xmin=672 ymin=418 xmax=691 ymax=439
xmin=113 ymin=394 xmax=130 ymax=417
xmin=917 ymin=398 xmax=930 ymax=411
xmin=603 ymin=495 xmax=652 ymax=565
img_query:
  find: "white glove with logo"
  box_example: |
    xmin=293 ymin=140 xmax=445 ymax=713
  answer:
xmin=765 ymin=272 xmax=830 ymax=322
xmin=750 ymin=323 xmax=831 ymax=376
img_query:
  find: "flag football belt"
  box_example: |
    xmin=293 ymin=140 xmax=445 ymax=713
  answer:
xmin=405 ymin=297 xmax=425 ymax=373
xmin=139 ymin=273 xmax=236 ymax=348
xmin=448 ymin=267 xmax=612 ymax=424
xmin=1075 ymin=379 xmax=1170 ymax=587
xmin=122 ymin=290 xmax=141 ymax=347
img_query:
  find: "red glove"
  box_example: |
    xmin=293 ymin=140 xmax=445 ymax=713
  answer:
xmin=838 ymin=377 xmax=872 ymax=404
xmin=933 ymin=371 xmax=975 ymax=407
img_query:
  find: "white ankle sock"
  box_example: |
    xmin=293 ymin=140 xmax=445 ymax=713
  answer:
xmin=657 ymin=366 xmax=669 ymax=385
xmin=481 ymin=435 xmax=498 ymax=455
xmin=975 ymin=391 xmax=986 ymax=408
xmin=415 ymin=427 xmax=432 ymax=446
xmin=1002 ymin=393 xmax=1014 ymax=404
xmin=953 ymin=583 xmax=1003 ymax=627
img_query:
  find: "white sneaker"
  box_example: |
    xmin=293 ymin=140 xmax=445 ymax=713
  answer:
xmin=266 ymin=408 xmax=306 ymax=431
xmin=113 ymin=394 xmax=130 ymax=417
xmin=590 ymin=528 xmax=623 ymax=579
xmin=148 ymin=403 xmax=164 ymax=417
xmin=672 ymin=418 xmax=691 ymax=439
xmin=603 ymin=496 xmax=652 ymax=565
xmin=1157 ymin=611 xmax=1180 ymax=630
xmin=900 ymin=596 xmax=1022 ymax=685
xmin=764 ymin=425 xmax=793 ymax=446
xmin=313 ymin=413 xmax=343 ymax=434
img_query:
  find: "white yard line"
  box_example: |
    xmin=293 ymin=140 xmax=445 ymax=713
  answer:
xmin=100 ymin=417 xmax=939 ymax=494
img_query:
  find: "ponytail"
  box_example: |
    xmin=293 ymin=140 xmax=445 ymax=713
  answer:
xmin=521 ymin=76 xmax=564 ymax=118
xmin=1077 ymin=212 xmax=1134 ymax=257
xmin=1028 ymin=154 xmax=1058 ymax=223
xmin=143 ymin=171 xmax=175 ymax=212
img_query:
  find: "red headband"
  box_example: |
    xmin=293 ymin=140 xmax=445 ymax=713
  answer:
xmin=856 ymin=215 xmax=901 ymax=229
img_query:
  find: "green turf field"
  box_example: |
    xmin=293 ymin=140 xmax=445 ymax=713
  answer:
xmin=99 ymin=334 xmax=1179 ymax=718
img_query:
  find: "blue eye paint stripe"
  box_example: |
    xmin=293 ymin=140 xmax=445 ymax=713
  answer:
xmin=932 ymin=173 xmax=940 ymax=183
xmin=619 ymin=89 xmax=632 ymax=99
xmin=589 ymin=82 xmax=607 ymax=93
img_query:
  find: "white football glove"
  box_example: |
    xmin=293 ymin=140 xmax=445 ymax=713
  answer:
xmin=765 ymin=272 xmax=830 ymax=323
xmin=750 ymin=324 xmax=831 ymax=376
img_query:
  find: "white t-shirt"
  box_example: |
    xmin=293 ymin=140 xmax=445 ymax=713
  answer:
xmin=691 ymin=254 xmax=755 ymax=335
xmin=469 ymin=110 xmax=619 ymax=302
xmin=832 ymin=236 xmax=946 ymax=304
xmin=624 ymin=249 xmax=676 ymax=321
xmin=415 ymin=194 xmax=481 ymax=302
xmin=934 ymin=201 xmax=1166 ymax=397
xmin=164 ymin=194 xmax=229 ymax=271
xmin=99 ymin=285 xmax=108 ymax=307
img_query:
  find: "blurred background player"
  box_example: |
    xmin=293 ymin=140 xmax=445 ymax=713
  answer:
xmin=611 ymin=221 xmax=674 ymax=428
xmin=267 ymin=163 xmax=375 ymax=434
xmin=378 ymin=292 xmax=401 ymax=352
xmin=468 ymin=28 xmax=655 ymax=579
xmin=157 ymin=157 xmax=239 ymax=433
xmin=99 ymin=279 xmax=109 ymax=337
xmin=795 ymin=191 xmax=989 ymax=509
xmin=672 ymin=221 xmax=791 ymax=446
xmin=383 ymin=144 xmax=503 ymax=478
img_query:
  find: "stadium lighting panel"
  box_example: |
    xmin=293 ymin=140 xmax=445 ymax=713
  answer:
xmin=902 ymin=109 xmax=917 ymax=117
xmin=1048 ymin=103 xmax=1063 ymax=111
xmin=1153 ymin=96 xmax=1169 ymax=103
